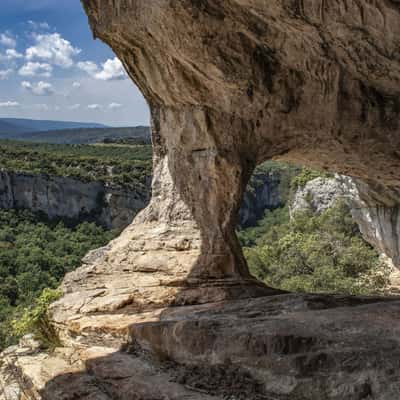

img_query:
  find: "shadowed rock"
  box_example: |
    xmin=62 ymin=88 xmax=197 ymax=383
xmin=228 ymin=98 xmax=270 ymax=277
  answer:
xmin=77 ymin=0 xmax=400 ymax=291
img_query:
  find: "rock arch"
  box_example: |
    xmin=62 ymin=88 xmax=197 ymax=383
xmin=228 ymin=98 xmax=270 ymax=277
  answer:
xmin=73 ymin=0 xmax=400 ymax=307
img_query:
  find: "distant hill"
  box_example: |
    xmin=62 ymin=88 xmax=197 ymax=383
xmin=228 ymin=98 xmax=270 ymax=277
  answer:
xmin=11 ymin=126 xmax=151 ymax=145
xmin=0 ymin=118 xmax=107 ymax=138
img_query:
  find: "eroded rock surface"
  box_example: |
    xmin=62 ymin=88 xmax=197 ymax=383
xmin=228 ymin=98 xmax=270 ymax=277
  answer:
xmin=340 ymin=177 xmax=400 ymax=269
xmin=3 ymin=294 xmax=400 ymax=400
xmin=79 ymin=0 xmax=400 ymax=285
xmin=291 ymin=176 xmax=345 ymax=215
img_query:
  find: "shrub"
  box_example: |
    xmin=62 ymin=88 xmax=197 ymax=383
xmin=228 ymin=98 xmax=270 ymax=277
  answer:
xmin=11 ymin=288 xmax=62 ymax=349
xmin=290 ymin=168 xmax=332 ymax=190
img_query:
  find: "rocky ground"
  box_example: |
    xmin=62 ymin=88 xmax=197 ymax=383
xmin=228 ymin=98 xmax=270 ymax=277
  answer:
xmin=2 ymin=293 xmax=400 ymax=399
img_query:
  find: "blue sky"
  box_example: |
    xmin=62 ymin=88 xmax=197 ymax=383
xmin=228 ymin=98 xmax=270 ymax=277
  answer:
xmin=0 ymin=0 xmax=150 ymax=126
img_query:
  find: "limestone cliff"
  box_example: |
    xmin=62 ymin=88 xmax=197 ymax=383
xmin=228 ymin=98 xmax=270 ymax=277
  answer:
xmin=0 ymin=167 xmax=286 ymax=230
xmin=239 ymin=168 xmax=284 ymax=227
xmin=340 ymin=177 xmax=400 ymax=269
xmin=291 ymin=176 xmax=400 ymax=270
xmin=0 ymin=170 xmax=150 ymax=230
xmin=291 ymin=177 xmax=345 ymax=216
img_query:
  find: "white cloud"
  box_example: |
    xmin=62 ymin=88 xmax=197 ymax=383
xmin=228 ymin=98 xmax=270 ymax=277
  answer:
xmin=0 ymin=49 xmax=23 ymax=62
xmin=88 ymin=104 xmax=102 ymax=110
xmin=0 ymin=101 xmax=20 ymax=108
xmin=95 ymin=58 xmax=127 ymax=81
xmin=19 ymin=62 xmax=52 ymax=77
xmin=0 ymin=69 xmax=13 ymax=80
xmin=21 ymin=80 xmax=54 ymax=96
xmin=28 ymin=21 xmax=50 ymax=30
xmin=26 ymin=33 xmax=80 ymax=68
xmin=109 ymin=102 xmax=123 ymax=109
xmin=5 ymin=49 xmax=23 ymax=60
xmin=77 ymin=61 xmax=98 ymax=75
xmin=0 ymin=33 xmax=16 ymax=48
xmin=78 ymin=57 xmax=127 ymax=81
xmin=72 ymin=81 xmax=81 ymax=88
xmin=68 ymin=104 xmax=81 ymax=110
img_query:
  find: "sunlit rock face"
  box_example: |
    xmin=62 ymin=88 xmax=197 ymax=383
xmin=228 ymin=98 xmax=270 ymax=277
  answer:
xmin=340 ymin=177 xmax=400 ymax=269
xmin=79 ymin=0 xmax=400 ymax=289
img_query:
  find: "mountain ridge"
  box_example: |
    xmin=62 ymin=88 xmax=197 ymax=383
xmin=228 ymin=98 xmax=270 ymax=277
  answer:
xmin=0 ymin=118 xmax=151 ymax=144
xmin=0 ymin=118 xmax=107 ymax=137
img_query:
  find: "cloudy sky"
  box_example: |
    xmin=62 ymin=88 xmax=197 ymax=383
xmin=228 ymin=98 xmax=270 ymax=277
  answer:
xmin=0 ymin=0 xmax=150 ymax=126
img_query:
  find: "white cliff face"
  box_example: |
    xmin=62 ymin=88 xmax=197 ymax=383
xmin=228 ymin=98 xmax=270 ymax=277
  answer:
xmin=0 ymin=170 xmax=150 ymax=230
xmin=290 ymin=177 xmax=345 ymax=216
xmin=291 ymin=175 xmax=400 ymax=270
xmin=338 ymin=176 xmax=400 ymax=270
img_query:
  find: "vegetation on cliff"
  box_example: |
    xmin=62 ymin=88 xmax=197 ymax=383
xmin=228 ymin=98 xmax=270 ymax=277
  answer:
xmin=240 ymin=201 xmax=390 ymax=295
xmin=247 ymin=161 xmax=301 ymax=203
xmin=12 ymin=288 xmax=62 ymax=349
xmin=0 ymin=140 xmax=152 ymax=189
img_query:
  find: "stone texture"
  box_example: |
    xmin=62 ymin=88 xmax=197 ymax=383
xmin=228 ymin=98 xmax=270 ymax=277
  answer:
xmin=3 ymin=294 xmax=400 ymax=400
xmin=0 ymin=170 xmax=150 ymax=229
xmin=290 ymin=176 xmax=345 ymax=216
xmin=340 ymin=177 xmax=400 ymax=269
xmin=78 ymin=0 xmax=400 ymax=285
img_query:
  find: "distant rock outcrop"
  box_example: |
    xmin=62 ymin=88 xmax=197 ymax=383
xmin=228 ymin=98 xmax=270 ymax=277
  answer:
xmin=291 ymin=176 xmax=400 ymax=270
xmin=0 ymin=170 xmax=150 ymax=229
xmin=291 ymin=177 xmax=345 ymax=216
xmin=239 ymin=169 xmax=283 ymax=227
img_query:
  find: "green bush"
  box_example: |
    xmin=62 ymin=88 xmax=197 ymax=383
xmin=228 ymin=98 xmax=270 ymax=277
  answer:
xmin=12 ymin=288 xmax=62 ymax=349
xmin=290 ymin=168 xmax=332 ymax=190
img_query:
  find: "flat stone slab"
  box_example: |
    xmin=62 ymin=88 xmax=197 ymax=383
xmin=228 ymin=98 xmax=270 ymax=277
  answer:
xmin=2 ymin=294 xmax=400 ymax=399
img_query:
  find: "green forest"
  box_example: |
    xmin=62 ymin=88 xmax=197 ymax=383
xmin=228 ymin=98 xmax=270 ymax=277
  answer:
xmin=0 ymin=140 xmax=152 ymax=189
xmin=239 ymin=202 xmax=389 ymax=295
xmin=0 ymin=210 xmax=117 ymax=349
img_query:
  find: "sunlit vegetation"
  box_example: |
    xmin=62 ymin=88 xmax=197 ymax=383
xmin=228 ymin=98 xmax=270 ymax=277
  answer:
xmin=0 ymin=140 xmax=152 ymax=189
xmin=12 ymin=288 xmax=62 ymax=350
xmin=240 ymin=201 xmax=390 ymax=295
xmin=0 ymin=209 xmax=118 ymax=349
